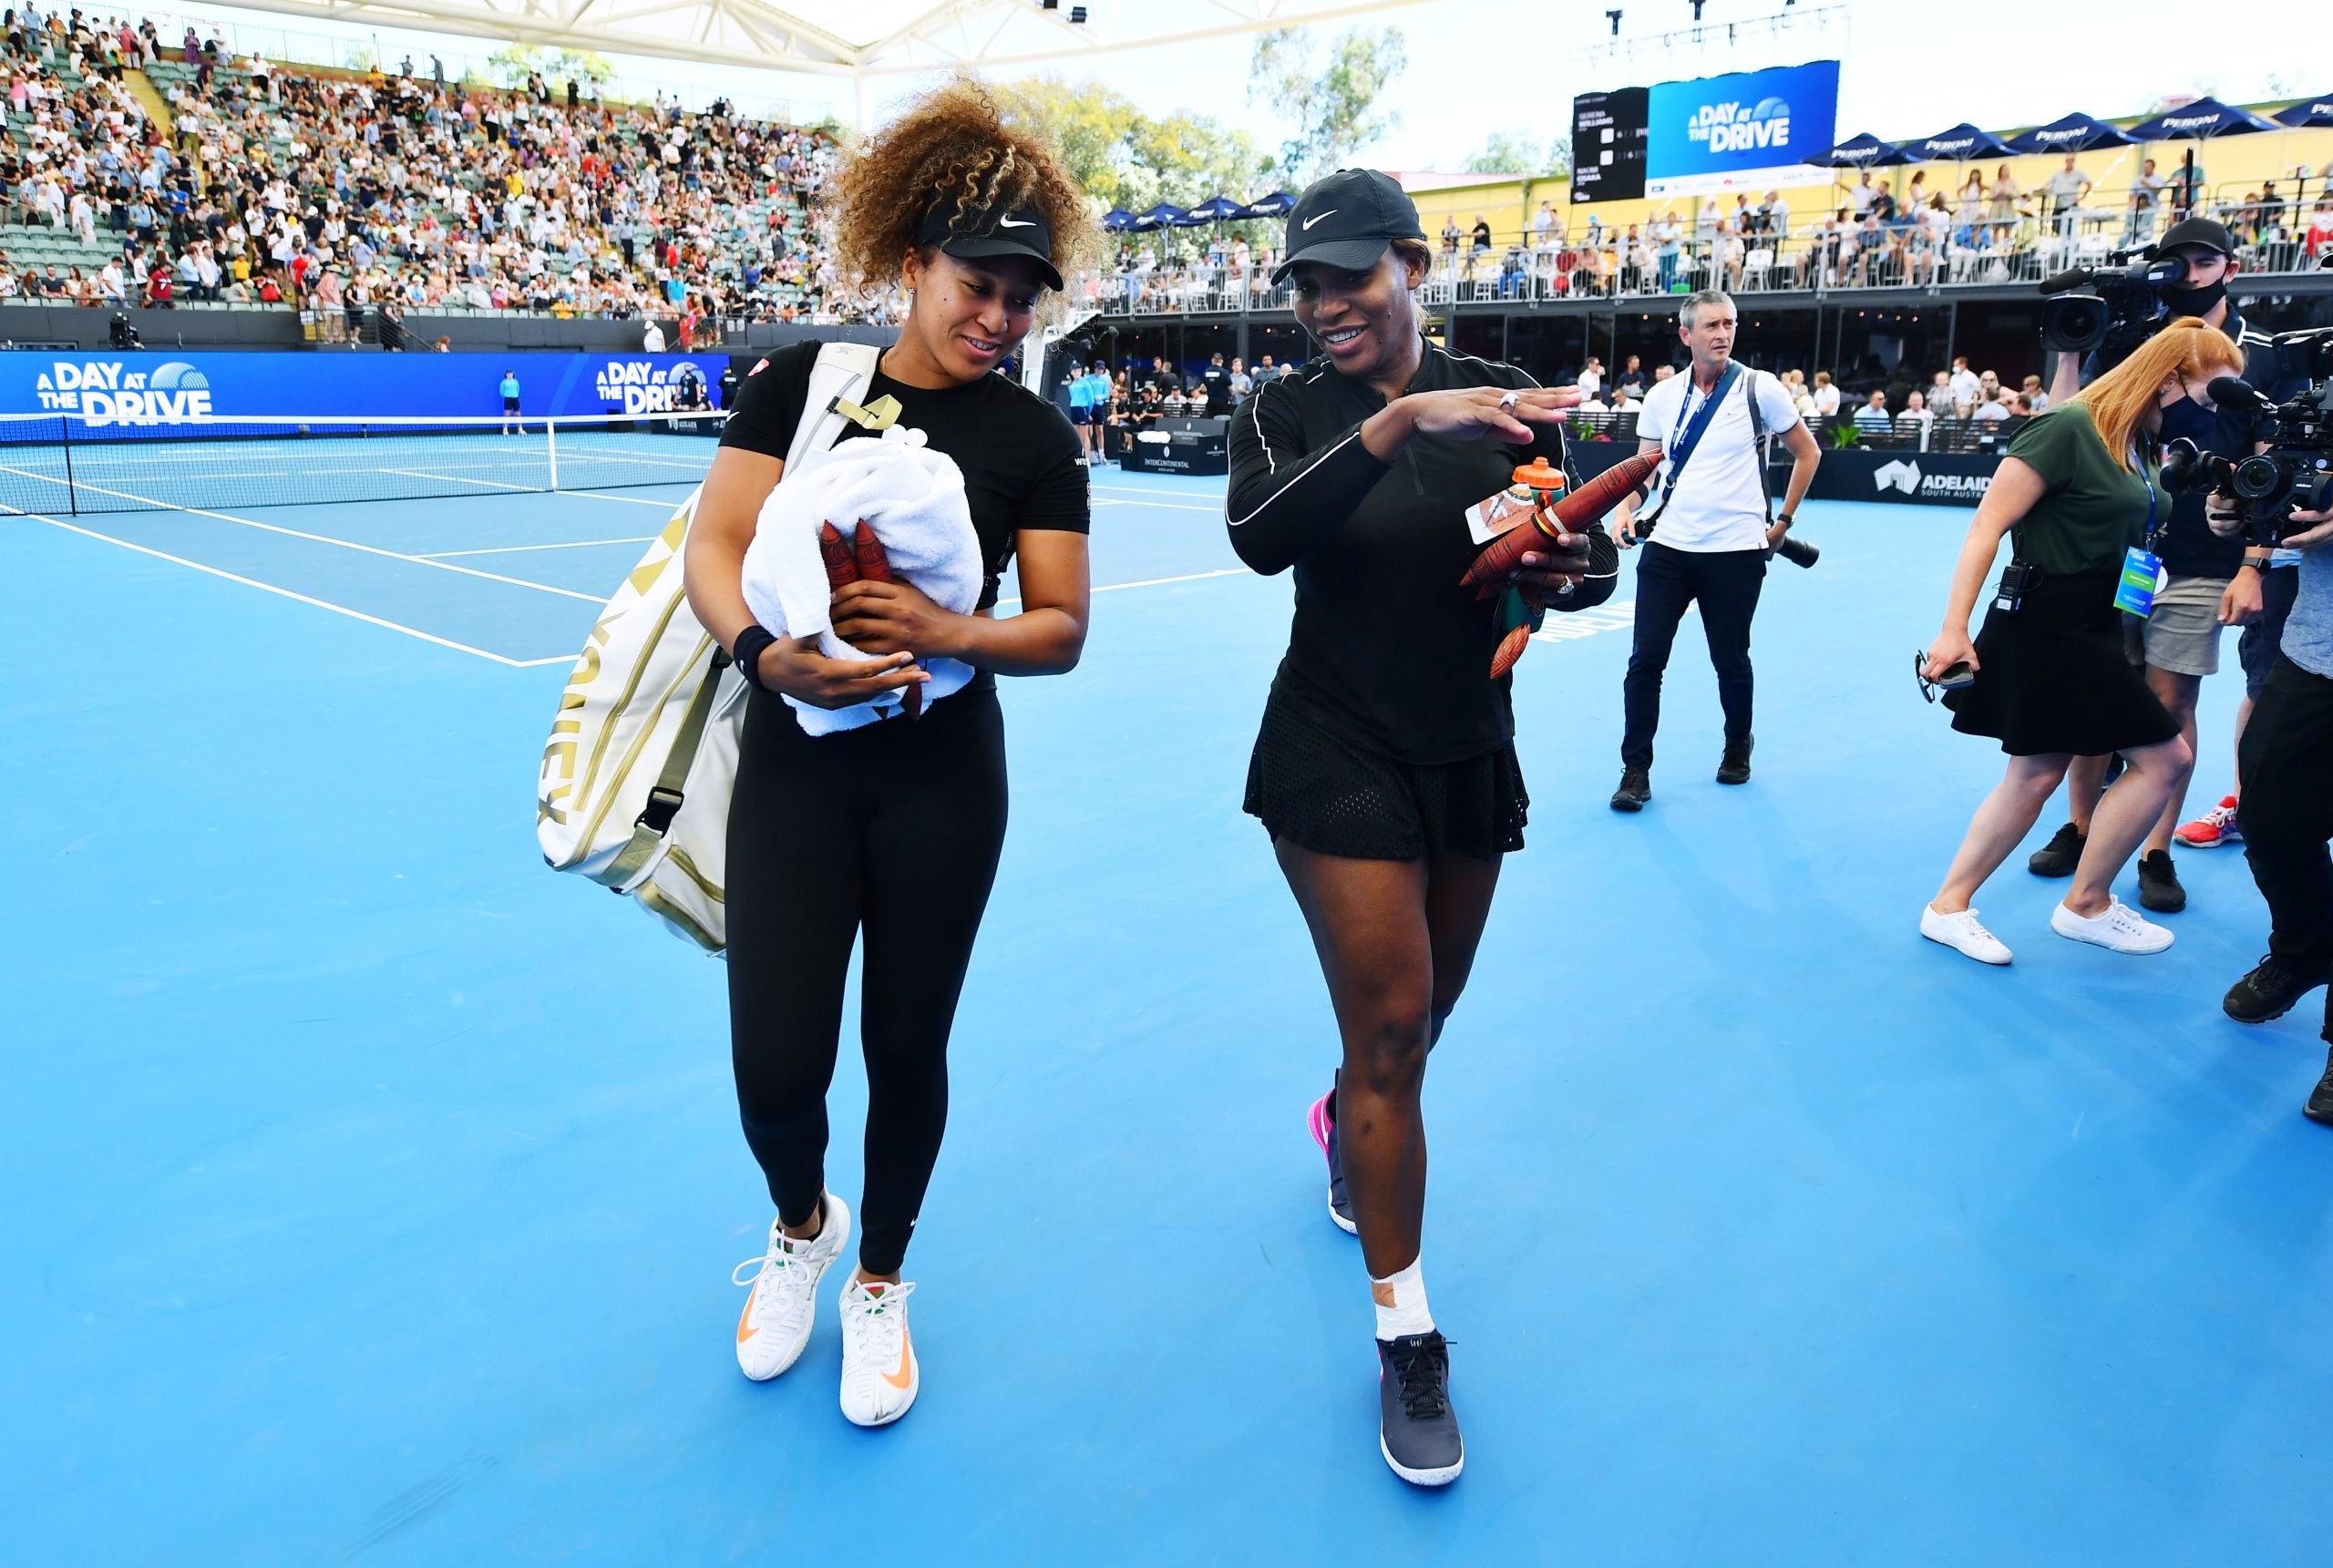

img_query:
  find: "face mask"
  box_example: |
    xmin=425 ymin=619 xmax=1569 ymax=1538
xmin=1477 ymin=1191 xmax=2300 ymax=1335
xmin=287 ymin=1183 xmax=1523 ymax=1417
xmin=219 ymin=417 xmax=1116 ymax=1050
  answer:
xmin=2160 ymin=275 xmax=2225 ymax=316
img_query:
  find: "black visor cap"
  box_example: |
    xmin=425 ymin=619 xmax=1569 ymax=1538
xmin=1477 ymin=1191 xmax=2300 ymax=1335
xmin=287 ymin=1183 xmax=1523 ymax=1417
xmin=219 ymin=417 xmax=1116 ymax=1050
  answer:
xmin=914 ymin=201 xmax=1062 ymax=292
xmin=1272 ymin=169 xmax=1427 ymax=285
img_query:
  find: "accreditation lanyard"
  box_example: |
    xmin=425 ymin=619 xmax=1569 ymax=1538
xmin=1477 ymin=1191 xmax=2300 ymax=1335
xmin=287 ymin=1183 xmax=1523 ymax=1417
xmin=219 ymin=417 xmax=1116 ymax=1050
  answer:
xmin=2112 ymin=456 xmax=2166 ymax=619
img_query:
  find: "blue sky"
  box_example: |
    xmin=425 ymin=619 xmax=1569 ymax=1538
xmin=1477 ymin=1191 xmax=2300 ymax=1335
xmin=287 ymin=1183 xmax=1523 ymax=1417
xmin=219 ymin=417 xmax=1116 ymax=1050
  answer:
xmin=196 ymin=0 xmax=2333 ymax=171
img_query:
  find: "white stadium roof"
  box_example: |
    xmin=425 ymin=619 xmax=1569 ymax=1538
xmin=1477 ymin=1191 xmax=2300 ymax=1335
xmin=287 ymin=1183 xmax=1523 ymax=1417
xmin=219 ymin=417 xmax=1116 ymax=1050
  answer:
xmin=211 ymin=0 xmax=1422 ymax=78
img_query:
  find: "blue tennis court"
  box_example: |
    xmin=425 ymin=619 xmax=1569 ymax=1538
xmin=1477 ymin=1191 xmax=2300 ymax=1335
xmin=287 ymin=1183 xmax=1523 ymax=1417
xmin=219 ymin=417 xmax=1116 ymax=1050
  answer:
xmin=5 ymin=462 xmax=2329 ymax=1564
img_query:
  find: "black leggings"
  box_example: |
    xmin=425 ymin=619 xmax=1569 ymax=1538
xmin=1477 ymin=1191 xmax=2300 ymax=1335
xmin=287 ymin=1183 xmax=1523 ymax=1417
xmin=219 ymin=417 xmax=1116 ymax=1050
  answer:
xmin=2238 ymin=655 xmax=2333 ymax=1041
xmin=725 ymin=682 xmax=1009 ymax=1276
xmin=1622 ymin=540 xmax=1767 ymax=771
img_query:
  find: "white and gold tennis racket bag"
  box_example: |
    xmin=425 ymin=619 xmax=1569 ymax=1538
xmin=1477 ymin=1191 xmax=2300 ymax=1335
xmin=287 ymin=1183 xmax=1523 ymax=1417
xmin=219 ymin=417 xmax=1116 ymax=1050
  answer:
xmin=535 ymin=340 xmax=880 ymax=951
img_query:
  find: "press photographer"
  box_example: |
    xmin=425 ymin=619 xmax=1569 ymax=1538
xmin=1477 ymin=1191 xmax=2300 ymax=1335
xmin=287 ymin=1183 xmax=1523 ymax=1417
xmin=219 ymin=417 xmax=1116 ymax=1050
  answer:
xmin=2033 ymin=219 xmax=2297 ymax=917
xmin=1917 ymin=318 xmax=2245 ymax=966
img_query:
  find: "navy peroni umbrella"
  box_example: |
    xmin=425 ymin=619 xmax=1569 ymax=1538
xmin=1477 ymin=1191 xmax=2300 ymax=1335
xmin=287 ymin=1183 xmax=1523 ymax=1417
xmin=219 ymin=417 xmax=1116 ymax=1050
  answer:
xmin=1802 ymin=131 xmax=1914 ymax=169
xmin=1101 ymin=207 xmax=1136 ymax=232
xmin=2122 ymin=96 xmax=2280 ymax=142
xmin=1132 ymin=202 xmax=1197 ymax=231
xmin=2274 ymin=95 xmax=2333 ymax=128
xmin=1186 ymin=194 xmax=1246 ymax=222
xmin=2004 ymin=112 xmax=2136 ymax=155
xmin=2122 ymin=97 xmax=2282 ymax=217
xmin=1899 ymin=122 xmax=2015 ymax=164
xmin=1232 ymin=190 xmax=1298 ymax=219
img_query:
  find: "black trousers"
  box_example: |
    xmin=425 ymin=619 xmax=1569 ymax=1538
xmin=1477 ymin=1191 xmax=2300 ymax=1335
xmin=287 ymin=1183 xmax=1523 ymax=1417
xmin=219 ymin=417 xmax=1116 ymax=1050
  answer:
xmin=725 ymin=683 xmax=1009 ymax=1275
xmin=1621 ymin=540 xmax=1767 ymax=771
xmin=2236 ymin=654 xmax=2333 ymax=1041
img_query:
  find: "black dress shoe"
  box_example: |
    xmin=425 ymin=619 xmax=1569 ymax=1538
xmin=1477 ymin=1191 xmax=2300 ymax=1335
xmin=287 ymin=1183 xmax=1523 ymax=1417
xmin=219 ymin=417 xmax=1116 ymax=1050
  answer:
xmin=2224 ymin=953 xmax=2333 ymax=1025
xmin=2027 ymin=822 xmax=2084 ymax=877
xmin=1716 ymin=735 xmax=1752 ymax=785
xmin=2135 ymin=850 xmax=2185 ymax=914
xmin=1609 ymin=768 xmax=1650 ymax=812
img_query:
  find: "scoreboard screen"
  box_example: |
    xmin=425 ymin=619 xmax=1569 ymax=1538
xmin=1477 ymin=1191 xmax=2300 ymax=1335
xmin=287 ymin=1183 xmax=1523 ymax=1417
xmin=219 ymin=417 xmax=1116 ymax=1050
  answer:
xmin=1570 ymin=87 xmax=1649 ymax=204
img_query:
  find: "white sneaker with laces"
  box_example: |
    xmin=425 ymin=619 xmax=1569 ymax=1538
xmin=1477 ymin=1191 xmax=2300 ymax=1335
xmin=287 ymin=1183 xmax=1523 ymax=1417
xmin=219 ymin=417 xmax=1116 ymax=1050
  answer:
xmin=838 ymin=1276 xmax=919 ymax=1427
xmin=2050 ymin=897 xmax=2174 ymax=955
xmin=732 ymin=1193 xmax=849 ymax=1382
xmin=1921 ymin=904 xmax=2012 ymax=965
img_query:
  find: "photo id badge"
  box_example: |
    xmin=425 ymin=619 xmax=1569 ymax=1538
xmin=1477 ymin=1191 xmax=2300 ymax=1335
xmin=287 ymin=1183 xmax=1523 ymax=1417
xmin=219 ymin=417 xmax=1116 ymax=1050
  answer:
xmin=1465 ymin=484 xmax=1538 ymax=547
xmin=2113 ymin=546 xmax=2166 ymax=618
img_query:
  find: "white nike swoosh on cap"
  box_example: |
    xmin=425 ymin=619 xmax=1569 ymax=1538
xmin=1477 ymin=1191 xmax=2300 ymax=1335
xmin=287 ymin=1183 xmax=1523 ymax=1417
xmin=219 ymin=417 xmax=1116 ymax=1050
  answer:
xmin=1302 ymin=210 xmax=1339 ymax=231
xmin=998 ymin=217 xmax=1034 ymax=229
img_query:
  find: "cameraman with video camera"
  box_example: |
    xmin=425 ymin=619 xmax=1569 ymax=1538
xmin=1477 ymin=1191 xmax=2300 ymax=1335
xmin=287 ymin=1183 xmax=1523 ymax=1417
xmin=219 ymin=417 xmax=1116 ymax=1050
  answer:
xmin=2036 ymin=218 xmax=2292 ymax=916
xmin=2201 ymin=373 xmax=2333 ymax=1121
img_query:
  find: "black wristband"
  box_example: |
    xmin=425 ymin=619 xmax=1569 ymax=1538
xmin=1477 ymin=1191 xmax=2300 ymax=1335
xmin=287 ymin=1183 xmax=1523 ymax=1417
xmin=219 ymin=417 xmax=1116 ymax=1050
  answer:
xmin=729 ymin=623 xmax=777 ymax=692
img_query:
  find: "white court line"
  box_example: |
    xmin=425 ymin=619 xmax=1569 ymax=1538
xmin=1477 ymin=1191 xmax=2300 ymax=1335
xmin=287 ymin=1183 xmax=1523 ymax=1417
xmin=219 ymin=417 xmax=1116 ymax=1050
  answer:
xmin=993 ymin=566 xmax=1249 ymax=607
xmin=384 ymin=469 xmax=689 ymax=511
xmin=12 ymin=509 xmax=542 ymax=667
xmin=0 ymin=463 xmax=603 ymax=603
xmin=1088 ymin=487 xmax=1226 ymax=514
xmin=421 ymin=536 xmax=655 ymax=559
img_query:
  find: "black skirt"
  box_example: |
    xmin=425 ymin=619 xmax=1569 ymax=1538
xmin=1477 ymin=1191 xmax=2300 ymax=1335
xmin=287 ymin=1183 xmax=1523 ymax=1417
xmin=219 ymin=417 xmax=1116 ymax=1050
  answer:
xmin=1244 ymin=695 xmax=1527 ymax=862
xmin=1944 ymin=568 xmax=2180 ymax=756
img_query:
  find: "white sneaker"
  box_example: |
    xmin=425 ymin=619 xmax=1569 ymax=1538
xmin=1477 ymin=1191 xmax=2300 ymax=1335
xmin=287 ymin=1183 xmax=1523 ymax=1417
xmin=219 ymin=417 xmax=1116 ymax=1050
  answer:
xmin=731 ymin=1193 xmax=849 ymax=1382
xmin=838 ymin=1276 xmax=919 ymax=1427
xmin=1921 ymin=904 xmax=2012 ymax=965
xmin=2050 ymin=897 xmax=2174 ymax=955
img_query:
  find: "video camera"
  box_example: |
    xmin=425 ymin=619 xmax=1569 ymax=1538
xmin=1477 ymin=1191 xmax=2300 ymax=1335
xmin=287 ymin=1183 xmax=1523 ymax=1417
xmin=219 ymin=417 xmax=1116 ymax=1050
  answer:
xmin=2159 ymin=329 xmax=2333 ymax=544
xmin=2038 ymin=251 xmax=2189 ymax=363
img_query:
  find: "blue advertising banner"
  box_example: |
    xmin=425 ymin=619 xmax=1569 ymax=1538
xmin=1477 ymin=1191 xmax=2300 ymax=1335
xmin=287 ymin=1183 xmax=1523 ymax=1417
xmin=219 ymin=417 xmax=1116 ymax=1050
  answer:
xmin=0 ymin=350 xmax=729 ymax=427
xmin=1646 ymin=59 xmax=1840 ymax=200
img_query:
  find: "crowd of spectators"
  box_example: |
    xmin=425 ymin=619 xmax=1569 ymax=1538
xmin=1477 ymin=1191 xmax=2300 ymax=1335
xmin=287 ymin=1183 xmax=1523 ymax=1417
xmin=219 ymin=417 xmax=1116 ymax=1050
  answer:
xmin=0 ymin=6 xmax=860 ymax=337
xmin=1094 ymin=155 xmax=2333 ymax=316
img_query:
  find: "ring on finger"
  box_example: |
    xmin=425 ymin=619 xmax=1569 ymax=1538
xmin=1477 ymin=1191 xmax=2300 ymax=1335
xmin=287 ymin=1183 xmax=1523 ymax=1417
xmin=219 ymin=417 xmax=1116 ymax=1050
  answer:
xmin=1496 ymin=389 xmax=1521 ymax=412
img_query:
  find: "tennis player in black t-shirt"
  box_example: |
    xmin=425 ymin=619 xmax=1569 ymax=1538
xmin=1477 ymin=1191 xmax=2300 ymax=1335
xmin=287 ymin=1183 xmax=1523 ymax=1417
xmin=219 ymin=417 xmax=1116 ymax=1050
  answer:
xmin=683 ymin=81 xmax=1092 ymax=1430
xmin=1228 ymin=169 xmax=1617 ymax=1486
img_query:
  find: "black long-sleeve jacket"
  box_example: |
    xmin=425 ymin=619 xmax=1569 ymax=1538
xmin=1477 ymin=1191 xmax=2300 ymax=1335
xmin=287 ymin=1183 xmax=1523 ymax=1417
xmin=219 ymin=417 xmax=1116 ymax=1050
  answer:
xmin=1227 ymin=340 xmax=1619 ymax=764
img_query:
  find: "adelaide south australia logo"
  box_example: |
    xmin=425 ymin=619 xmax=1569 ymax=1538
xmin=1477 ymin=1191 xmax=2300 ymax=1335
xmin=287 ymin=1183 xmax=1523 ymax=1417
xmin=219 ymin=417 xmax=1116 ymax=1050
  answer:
xmin=1875 ymin=458 xmax=1991 ymax=501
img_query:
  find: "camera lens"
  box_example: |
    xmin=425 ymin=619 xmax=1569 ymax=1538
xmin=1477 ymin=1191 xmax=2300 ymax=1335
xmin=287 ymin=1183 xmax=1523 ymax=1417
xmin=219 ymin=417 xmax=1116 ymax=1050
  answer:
xmin=2231 ymin=454 xmax=2286 ymax=502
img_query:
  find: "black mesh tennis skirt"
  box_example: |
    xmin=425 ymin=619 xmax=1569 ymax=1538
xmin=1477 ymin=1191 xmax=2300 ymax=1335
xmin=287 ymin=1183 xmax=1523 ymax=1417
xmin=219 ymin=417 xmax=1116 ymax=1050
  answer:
xmin=1243 ymin=695 xmax=1527 ymax=862
xmin=1944 ymin=567 xmax=2180 ymax=757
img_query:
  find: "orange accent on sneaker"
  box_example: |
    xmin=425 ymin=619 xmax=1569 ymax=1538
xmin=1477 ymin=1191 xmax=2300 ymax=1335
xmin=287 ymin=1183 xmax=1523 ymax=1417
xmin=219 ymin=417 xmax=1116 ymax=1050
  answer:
xmin=736 ymin=1292 xmax=758 ymax=1344
xmin=882 ymin=1326 xmax=915 ymax=1390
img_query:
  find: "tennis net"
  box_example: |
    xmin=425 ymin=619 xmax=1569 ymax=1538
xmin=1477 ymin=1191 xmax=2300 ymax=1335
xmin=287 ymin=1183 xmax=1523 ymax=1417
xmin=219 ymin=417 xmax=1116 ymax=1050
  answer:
xmin=0 ymin=410 xmax=726 ymax=517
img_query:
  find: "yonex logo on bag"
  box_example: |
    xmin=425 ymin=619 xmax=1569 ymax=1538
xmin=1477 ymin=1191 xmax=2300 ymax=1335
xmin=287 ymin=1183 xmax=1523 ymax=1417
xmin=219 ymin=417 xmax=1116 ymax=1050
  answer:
xmin=36 ymin=359 xmax=212 ymax=424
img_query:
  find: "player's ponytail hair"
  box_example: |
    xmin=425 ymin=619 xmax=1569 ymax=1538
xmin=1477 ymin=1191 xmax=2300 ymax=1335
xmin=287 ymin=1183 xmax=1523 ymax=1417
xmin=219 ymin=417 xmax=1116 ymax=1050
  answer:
xmin=2071 ymin=315 xmax=2247 ymax=472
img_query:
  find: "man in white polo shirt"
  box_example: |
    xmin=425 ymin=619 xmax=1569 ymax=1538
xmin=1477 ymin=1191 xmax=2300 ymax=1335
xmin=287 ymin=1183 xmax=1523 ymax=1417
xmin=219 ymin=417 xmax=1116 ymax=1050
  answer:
xmin=1608 ymin=288 xmax=1824 ymax=810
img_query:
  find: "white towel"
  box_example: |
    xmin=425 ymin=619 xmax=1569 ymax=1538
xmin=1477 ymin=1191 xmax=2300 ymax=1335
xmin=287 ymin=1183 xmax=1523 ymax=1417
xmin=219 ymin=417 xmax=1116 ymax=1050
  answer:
xmin=740 ymin=425 xmax=982 ymax=736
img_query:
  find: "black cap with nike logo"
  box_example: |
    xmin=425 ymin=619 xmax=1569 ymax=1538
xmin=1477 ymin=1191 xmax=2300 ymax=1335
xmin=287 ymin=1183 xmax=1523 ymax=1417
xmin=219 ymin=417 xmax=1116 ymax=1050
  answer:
xmin=913 ymin=199 xmax=1062 ymax=292
xmin=1271 ymin=169 xmax=1427 ymax=284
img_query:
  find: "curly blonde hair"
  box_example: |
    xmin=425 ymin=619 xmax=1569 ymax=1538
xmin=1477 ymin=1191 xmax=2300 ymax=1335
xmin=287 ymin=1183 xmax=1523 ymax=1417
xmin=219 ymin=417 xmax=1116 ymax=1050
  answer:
xmin=830 ymin=77 xmax=1095 ymax=299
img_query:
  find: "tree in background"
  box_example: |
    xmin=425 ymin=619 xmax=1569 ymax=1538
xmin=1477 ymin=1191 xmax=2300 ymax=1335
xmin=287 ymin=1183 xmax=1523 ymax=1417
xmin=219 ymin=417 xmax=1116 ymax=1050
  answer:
xmin=487 ymin=43 xmax=614 ymax=90
xmin=991 ymin=75 xmax=1272 ymax=211
xmin=1464 ymin=130 xmax=1572 ymax=180
xmin=1249 ymin=26 xmax=1407 ymax=184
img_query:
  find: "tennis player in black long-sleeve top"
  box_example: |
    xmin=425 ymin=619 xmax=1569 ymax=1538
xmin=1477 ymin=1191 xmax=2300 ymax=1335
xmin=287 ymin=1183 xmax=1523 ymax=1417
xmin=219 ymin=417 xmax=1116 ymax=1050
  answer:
xmin=1226 ymin=169 xmax=1618 ymax=1487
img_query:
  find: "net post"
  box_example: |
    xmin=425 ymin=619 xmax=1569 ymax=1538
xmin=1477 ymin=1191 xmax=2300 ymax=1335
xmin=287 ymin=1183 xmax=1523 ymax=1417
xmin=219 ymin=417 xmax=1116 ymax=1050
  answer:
xmin=61 ymin=414 xmax=77 ymax=516
xmin=548 ymin=416 xmax=559 ymax=492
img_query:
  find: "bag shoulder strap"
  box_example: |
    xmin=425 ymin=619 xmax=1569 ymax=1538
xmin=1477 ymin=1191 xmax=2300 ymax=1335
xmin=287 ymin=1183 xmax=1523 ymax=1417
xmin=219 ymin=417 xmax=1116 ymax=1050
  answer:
xmin=1743 ymin=367 xmax=1774 ymax=526
xmin=1640 ymin=360 xmax=1743 ymax=526
xmin=604 ymin=342 xmax=881 ymax=886
xmin=784 ymin=339 xmax=882 ymax=473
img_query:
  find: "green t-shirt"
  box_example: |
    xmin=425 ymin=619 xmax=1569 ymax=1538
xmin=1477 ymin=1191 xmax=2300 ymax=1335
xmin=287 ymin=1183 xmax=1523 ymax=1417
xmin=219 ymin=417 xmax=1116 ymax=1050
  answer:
xmin=2004 ymin=402 xmax=2156 ymax=575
